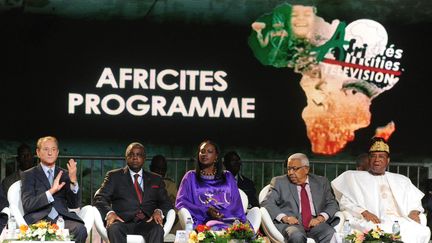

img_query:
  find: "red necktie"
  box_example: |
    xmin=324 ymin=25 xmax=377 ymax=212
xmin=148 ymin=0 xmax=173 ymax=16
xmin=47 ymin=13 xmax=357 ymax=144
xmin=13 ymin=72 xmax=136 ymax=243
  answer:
xmin=300 ymin=184 xmax=312 ymax=230
xmin=133 ymin=174 xmax=143 ymax=204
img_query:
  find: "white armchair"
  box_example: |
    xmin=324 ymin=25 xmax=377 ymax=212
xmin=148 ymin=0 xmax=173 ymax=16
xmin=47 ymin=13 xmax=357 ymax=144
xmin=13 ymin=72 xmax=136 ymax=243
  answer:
xmin=239 ymin=189 xmax=262 ymax=233
xmin=177 ymin=188 xmax=262 ymax=233
xmin=7 ymin=180 xmax=94 ymax=235
xmin=7 ymin=181 xmax=26 ymax=228
xmin=93 ymin=206 xmax=176 ymax=243
xmin=1 ymin=207 xmax=10 ymax=218
xmin=259 ymin=184 xmax=344 ymax=243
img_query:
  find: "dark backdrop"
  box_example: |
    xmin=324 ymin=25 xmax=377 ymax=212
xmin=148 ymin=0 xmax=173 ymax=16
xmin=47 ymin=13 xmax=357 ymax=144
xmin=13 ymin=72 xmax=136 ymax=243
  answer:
xmin=1 ymin=4 xmax=431 ymax=158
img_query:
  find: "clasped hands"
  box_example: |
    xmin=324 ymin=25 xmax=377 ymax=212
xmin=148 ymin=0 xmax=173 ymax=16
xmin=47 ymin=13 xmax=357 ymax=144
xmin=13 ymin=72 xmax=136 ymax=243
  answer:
xmin=281 ymin=215 xmax=325 ymax=228
xmin=207 ymin=206 xmax=224 ymax=219
xmin=48 ymin=159 xmax=78 ymax=195
xmin=361 ymin=210 xmax=421 ymax=224
xmin=106 ymin=210 xmax=164 ymax=228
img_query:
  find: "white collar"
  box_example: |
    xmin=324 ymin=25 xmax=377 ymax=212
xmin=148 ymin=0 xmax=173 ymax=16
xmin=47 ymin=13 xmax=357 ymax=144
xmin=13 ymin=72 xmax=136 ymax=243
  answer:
xmin=128 ymin=167 xmax=143 ymax=177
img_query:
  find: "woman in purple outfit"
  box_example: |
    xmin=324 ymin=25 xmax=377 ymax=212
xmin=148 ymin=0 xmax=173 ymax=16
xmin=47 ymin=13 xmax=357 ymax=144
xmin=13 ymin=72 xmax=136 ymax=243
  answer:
xmin=175 ymin=140 xmax=247 ymax=230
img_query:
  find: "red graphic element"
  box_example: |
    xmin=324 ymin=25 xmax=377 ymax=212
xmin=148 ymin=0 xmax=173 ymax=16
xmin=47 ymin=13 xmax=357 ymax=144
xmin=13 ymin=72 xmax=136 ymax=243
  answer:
xmin=322 ymin=58 xmax=402 ymax=76
xmin=374 ymin=121 xmax=396 ymax=141
xmin=305 ymin=115 xmax=366 ymax=155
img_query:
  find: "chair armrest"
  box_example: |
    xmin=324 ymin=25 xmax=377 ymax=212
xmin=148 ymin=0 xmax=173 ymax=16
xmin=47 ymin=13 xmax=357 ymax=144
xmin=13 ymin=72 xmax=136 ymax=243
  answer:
xmin=92 ymin=206 xmax=109 ymax=242
xmin=177 ymin=208 xmax=192 ymax=229
xmin=246 ymin=207 xmax=261 ymax=233
xmin=163 ymin=209 xmax=176 ymax=237
xmin=9 ymin=204 xmax=27 ymax=227
xmin=340 ymin=210 xmax=355 ymax=221
xmin=76 ymin=205 xmax=94 ymax=234
xmin=258 ymin=185 xmax=271 ymax=204
xmin=7 ymin=181 xmax=26 ymax=227
xmin=1 ymin=207 xmax=10 ymax=218
xmin=260 ymin=207 xmax=284 ymax=243
xmin=332 ymin=211 xmax=345 ymax=233
xmin=238 ymin=189 xmax=249 ymax=213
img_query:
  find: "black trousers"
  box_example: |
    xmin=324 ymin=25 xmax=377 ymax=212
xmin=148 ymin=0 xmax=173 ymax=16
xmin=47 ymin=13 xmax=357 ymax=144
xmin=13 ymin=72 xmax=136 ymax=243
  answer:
xmin=107 ymin=220 xmax=164 ymax=243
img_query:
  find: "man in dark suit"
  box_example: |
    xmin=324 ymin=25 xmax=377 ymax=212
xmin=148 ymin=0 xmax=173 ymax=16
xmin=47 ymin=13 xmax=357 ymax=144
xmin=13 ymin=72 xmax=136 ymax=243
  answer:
xmin=21 ymin=136 xmax=87 ymax=243
xmin=0 ymin=185 xmax=8 ymax=232
xmin=93 ymin=142 xmax=172 ymax=243
xmin=261 ymin=153 xmax=339 ymax=243
xmin=223 ymin=151 xmax=259 ymax=208
xmin=149 ymin=154 xmax=177 ymax=206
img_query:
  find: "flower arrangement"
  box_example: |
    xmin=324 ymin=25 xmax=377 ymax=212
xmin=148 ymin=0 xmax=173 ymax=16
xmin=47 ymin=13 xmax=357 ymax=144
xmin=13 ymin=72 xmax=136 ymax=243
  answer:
xmin=16 ymin=220 xmax=67 ymax=241
xmin=188 ymin=222 xmax=265 ymax=243
xmin=226 ymin=222 xmax=255 ymax=241
xmin=189 ymin=224 xmax=226 ymax=243
xmin=345 ymin=226 xmax=403 ymax=243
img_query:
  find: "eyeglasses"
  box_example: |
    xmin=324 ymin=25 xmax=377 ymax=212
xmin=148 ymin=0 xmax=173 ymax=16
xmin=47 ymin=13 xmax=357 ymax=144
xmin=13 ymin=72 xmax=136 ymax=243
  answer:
xmin=287 ymin=166 xmax=307 ymax=172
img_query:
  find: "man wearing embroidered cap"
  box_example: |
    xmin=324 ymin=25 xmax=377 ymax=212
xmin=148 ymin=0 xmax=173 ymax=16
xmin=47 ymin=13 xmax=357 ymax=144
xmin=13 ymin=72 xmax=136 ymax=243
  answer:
xmin=331 ymin=137 xmax=431 ymax=242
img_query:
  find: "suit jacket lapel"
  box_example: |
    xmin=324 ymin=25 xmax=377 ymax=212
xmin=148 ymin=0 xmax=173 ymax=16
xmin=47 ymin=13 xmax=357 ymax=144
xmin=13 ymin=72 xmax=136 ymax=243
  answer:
xmin=143 ymin=171 xmax=154 ymax=200
xmin=54 ymin=166 xmax=61 ymax=181
xmin=308 ymin=175 xmax=320 ymax=214
xmin=123 ymin=167 xmax=142 ymax=204
xmin=287 ymin=175 xmax=300 ymax=210
xmin=35 ymin=164 xmax=51 ymax=190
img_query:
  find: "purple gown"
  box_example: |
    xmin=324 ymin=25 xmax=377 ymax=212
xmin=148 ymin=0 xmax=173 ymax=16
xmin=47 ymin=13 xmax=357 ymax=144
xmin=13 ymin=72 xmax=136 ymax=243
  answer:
xmin=175 ymin=170 xmax=247 ymax=230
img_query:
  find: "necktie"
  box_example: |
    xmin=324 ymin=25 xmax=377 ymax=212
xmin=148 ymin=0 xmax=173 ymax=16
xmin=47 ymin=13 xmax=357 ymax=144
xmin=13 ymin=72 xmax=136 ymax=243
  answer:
xmin=48 ymin=169 xmax=54 ymax=186
xmin=47 ymin=169 xmax=59 ymax=220
xmin=133 ymin=174 xmax=143 ymax=204
xmin=133 ymin=174 xmax=145 ymax=221
xmin=300 ymin=184 xmax=312 ymax=230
